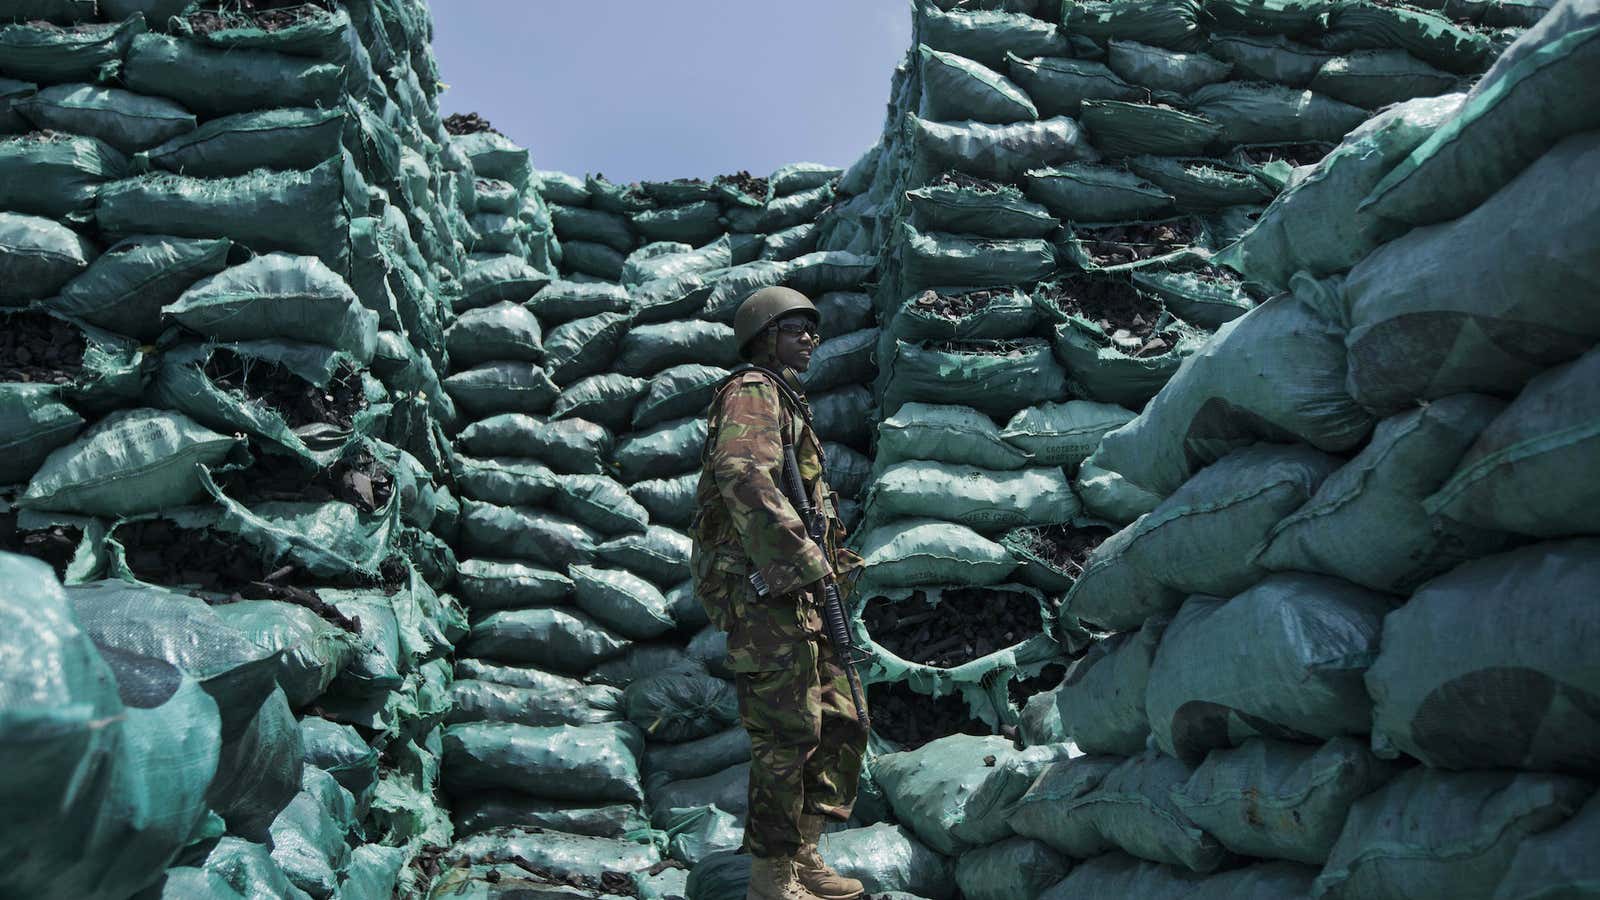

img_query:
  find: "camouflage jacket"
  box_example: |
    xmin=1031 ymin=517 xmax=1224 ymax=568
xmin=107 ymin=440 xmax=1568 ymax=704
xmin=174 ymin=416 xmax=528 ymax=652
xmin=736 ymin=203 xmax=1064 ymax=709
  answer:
xmin=690 ymin=366 xmax=861 ymax=670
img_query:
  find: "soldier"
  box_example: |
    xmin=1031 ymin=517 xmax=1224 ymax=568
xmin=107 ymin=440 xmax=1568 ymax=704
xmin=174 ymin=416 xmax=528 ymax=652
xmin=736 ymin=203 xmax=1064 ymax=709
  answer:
xmin=690 ymin=286 xmax=869 ymax=900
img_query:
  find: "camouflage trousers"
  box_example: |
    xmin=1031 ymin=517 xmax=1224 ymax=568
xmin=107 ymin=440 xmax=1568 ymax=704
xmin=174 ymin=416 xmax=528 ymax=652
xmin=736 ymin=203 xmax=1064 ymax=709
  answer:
xmin=735 ymin=626 xmax=868 ymax=859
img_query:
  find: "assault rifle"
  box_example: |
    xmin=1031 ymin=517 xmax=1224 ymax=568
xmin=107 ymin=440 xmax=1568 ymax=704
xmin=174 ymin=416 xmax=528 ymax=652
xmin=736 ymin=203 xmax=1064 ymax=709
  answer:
xmin=740 ymin=366 xmax=872 ymax=731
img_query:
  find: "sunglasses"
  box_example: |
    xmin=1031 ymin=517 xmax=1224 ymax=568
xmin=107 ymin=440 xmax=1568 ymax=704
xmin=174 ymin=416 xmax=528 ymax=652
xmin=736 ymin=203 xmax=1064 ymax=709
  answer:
xmin=774 ymin=320 xmax=819 ymax=339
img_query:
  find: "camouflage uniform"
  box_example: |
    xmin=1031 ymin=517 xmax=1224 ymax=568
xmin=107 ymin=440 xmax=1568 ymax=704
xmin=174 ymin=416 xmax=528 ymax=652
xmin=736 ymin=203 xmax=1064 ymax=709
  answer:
xmin=690 ymin=364 xmax=868 ymax=859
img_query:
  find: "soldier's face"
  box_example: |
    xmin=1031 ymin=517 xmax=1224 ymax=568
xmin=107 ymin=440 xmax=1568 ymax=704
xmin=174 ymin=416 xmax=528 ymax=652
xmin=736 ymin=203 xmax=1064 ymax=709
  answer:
xmin=772 ymin=315 xmax=818 ymax=372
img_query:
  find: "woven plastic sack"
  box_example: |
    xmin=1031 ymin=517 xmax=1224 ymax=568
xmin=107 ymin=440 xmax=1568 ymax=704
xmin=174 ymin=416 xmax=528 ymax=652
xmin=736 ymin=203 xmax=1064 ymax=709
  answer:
xmin=1000 ymin=400 xmax=1134 ymax=469
xmin=453 ymin=456 xmax=558 ymax=508
xmin=881 ymin=338 xmax=1069 ymax=420
xmin=613 ymin=417 xmax=707 ymax=483
xmin=876 ymin=402 xmax=1029 ymax=470
xmin=889 ymin=287 xmax=1039 ymax=343
xmin=1257 ymin=394 xmax=1511 ymax=593
xmin=544 ymin=310 xmax=631 ymax=383
xmin=909 ymin=115 xmax=1100 ymax=185
xmin=551 ymin=373 xmax=647 ymax=432
xmin=443 ymin=362 xmax=559 ymax=419
xmin=268 ymin=766 xmax=355 ymax=899
xmin=1345 ymin=132 xmax=1600 ymax=414
xmin=622 ymin=669 xmax=739 ymax=743
xmin=648 ymin=763 xmax=749 ymax=825
xmin=955 ymin=837 xmax=1069 ymax=900
xmin=16 ymin=84 xmax=193 ymax=154
xmin=1057 ymin=618 xmax=1167 ymax=755
xmin=920 ymin=5 xmax=1070 ymax=68
xmin=1146 ymin=574 xmax=1391 ymax=762
xmin=634 ymin=201 xmax=722 ymax=246
xmin=1088 ymin=274 xmax=1371 ymax=503
xmin=918 ymin=44 xmax=1038 ymax=124
xmin=630 ymin=472 xmax=697 ymax=528
xmin=0 ymin=16 xmax=144 ymax=85
xmin=1107 ymin=39 xmax=1232 ymax=93
xmin=906 ymin=181 xmax=1057 ymax=239
xmin=47 ymin=234 xmax=229 ymax=340
xmin=550 ymin=203 xmax=634 ymax=252
xmin=1041 ymin=749 xmax=1226 ymax=871
xmin=866 ymin=460 xmax=1080 ymax=534
xmin=451 ymin=794 xmax=647 ymax=840
xmin=595 ymin=526 xmax=692 ymax=586
xmin=634 ymin=364 xmax=728 ymax=429
xmin=897 ymin=223 xmax=1057 ymax=293
xmin=447 ymin=676 xmax=622 ymax=729
xmin=459 ymin=500 xmax=598 ymax=570
xmin=614 ymin=321 xmax=738 ymax=377
xmin=210 ymin=599 xmax=357 ymax=710
xmin=855 ymin=518 xmax=1018 ymax=588
xmin=1216 ymin=93 xmax=1464 ymax=288
xmin=1319 ymin=2 xmax=1495 ymax=74
xmin=0 ymin=384 xmax=84 ymax=485
xmin=1078 ymin=101 xmax=1222 ymax=158
xmin=1313 ymin=769 xmax=1592 ymax=900
xmin=1493 ymin=791 xmax=1600 ymax=900
xmin=1366 ymin=539 xmax=1600 ymax=772
xmin=570 ymin=565 xmax=675 ymax=640
xmin=462 ymin=607 xmax=626 ymax=675
xmin=122 ymin=33 xmax=341 ymax=118
xmin=136 ymin=106 xmax=344 ymax=178
xmin=1426 ymin=348 xmax=1600 ymax=539
xmin=0 ymin=211 xmax=96 ymax=305
xmin=1026 ymin=162 xmax=1175 ymax=223
xmin=1188 ymin=82 xmax=1370 ymax=146
xmin=166 ymin=253 xmax=375 ymax=362
xmin=1310 ymin=49 xmax=1460 ymax=108
xmin=1060 ymin=0 xmax=1204 ymax=50
xmin=459 ymin=255 xmax=549 ymax=310
xmin=0 ymin=131 xmax=127 ymax=219
xmin=1126 ymin=155 xmax=1273 ymax=209
xmin=457 ymin=414 xmax=611 ymax=475
xmin=1040 ymin=853 xmax=1318 ymax=900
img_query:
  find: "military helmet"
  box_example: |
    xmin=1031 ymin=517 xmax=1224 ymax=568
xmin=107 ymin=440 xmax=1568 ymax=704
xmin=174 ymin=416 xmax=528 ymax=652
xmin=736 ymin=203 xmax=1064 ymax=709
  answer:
xmin=734 ymin=286 xmax=819 ymax=357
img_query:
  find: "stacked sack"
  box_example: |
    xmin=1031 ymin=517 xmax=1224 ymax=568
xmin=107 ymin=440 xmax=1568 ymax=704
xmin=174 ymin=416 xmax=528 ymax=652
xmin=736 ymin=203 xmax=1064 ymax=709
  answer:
xmin=0 ymin=0 xmax=480 ymax=896
xmin=994 ymin=1 xmax=1595 ymax=898
xmin=431 ymin=160 xmax=883 ymax=898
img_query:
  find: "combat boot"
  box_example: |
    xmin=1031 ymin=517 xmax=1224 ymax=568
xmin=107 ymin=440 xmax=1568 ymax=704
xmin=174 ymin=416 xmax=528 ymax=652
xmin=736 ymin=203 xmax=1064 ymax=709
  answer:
xmin=794 ymin=815 xmax=865 ymax=900
xmin=746 ymin=854 xmax=826 ymax=900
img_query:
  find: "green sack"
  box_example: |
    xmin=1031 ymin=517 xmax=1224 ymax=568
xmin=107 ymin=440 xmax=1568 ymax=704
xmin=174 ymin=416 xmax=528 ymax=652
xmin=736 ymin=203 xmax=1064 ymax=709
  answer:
xmin=906 ymin=180 xmax=1058 ymax=239
xmin=1057 ymin=618 xmax=1168 ymax=754
xmin=802 ymin=329 xmax=876 ymax=394
xmin=1310 ymin=49 xmax=1460 ymax=109
xmin=921 ymin=5 xmax=1070 ymax=68
xmin=461 ymin=133 xmax=533 ymax=187
xmin=1206 ymin=0 xmax=1337 ymax=35
xmin=550 ymin=203 xmax=635 ymax=252
xmin=172 ymin=5 xmax=353 ymax=59
xmin=122 ymin=33 xmax=342 ymax=118
xmin=552 ymin=474 xmax=650 ymax=536
xmin=459 ymin=254 xmax=549 ymax=310
xmin=1060 ymin=0 xmax=1204 ymax=49
xmin=649 ymin=762 xmax=750 ymax=825
xmin=586 ymin=642 xmax=700 ymax=689
xmin=459 ymin=500 xmax=598 ymax=570
xmin=1000 ymin=400 xmax=1134 ymax=469
xmin=1173 ymin=737 xmax=1400 ymax=865
xmin=0 ymin=211 xmax=96 ymax=305
xmin=919 ymin=44 xmax=1039 ymax=124
xmin=956 ymin=837 xmax=1070 ymax=900
xmin=854 ymin=518 xmax=1018 ymax=588
xmin=823 ymin=442 xmax=872 ymax=500
xmin=463 ymin=606 xmax=627 ymax=675
xmin=620 ymin=236 xmax=732 ymax=286
xmin=1043 ymin=749 xmax=1225 ymax=871
xmin=210 ymin=599 xmax=358 ymax=710
xmin=447 ymin=676 xmax=623 ymax=728
xmin=48 ymin=234 xmax=228 ymax=340
xmin=614 ymin=321 xmax=738 ymax=377
xmin=0 ymin=131 xmax=127 ymax=219
xmin=1117 ymin=443 xmax=1340 ymax=598
xmin=1128 ymin=265 xmax=1257 ymax=330
xmin=563 ymin=239 xmax=627 ymax=280
xmin=1089 ymin=275 xmax=1372 ymax=502
xmin=595 ymin=525 xmax=692 ymax=586
xmin=876 ymin=402 xmax=1030 ymax=470
xmin=300 ymin=717 xmax=379 ymax=807
xmin=1078 ymin=100 xmax=1223 ymax=158
xmin=528 ymin=279 xmax=627 ymax=326
xmin=1362 ymin=0 xmax=1600 ymax=226
xmin=633 ymin=200 xmax=723 ymax=246
xmin=634 ymin=364 xmax=728 ymax=429
xmin=897 ymin=223 xmax=1057 ymax=293
xmin=811 ymin=384 xmax=876 ymax=450
xmin=1209 ymin=33 xmax=1336 ymax=86
xmin=551 ymin=373 xmax=648 ymax=432
xmin=1106 ymin=40 xmax=1232 ymax=93
xmin=727 ymin=184 xmax=835 ymax=234
xmin=1366 ymin=539 xmax=1600 ymax=771
xmin=686 ymin=849 xmax=752 ymax=900
xmin=1004 ymin=52 xmax=1141 ymax=118
xmin=623 ymin=669 xmax=739 ymax=743
xmin=457 ymin=413 xmax=612 ymax=475
xmin=1040 ymin=853 xmax=1318 ymax=900
xmin=454 ymin=558 xmax=573 ymax=611
xmin=268 ymin=767 xmax=356 ymax=899
xmin=881 ymin=338 xmax=1070 ymax=420
xmin=451 ymin=827 xmax=660 ymax=884
xmin=0 ymin=77 xmax=35 ymax=134
xmin=0 ymin=0 xmax=98 ymax=25
xmin=1493 ymin=790 xmax=1600 ymax=900
xmin=20 ymin=408 xmax=238 ymax=517
xmin=1426 ymin=351 xmax=1600 ymax=538
xmin=1025 ymin=162 xmax=1175 ymax=223
xmin=1050 ymin=313 xmax=1206 ymax=410
xmin=784 ymin=250 xmax=877 ymax=295
xmin=0 ymin=384 xmax=84 ymax=485
xmin=1188 ymin=82 xmax=1371 ymax=146
xmin=166 ymin=253 xmax=376 ymax=362
xmin=910 ymin=115 xmax=1100 ymax=185
xmin=889 ymin=287 xmax=1039 ymax=343
xmin=136 ymin=106 xmax=345 ymax=177
xmin=0 ymin=16 xmax=145 ymax=85
xmin=469 ymin=212 xmax=530 ymax=257
xmin=1215 ymin=93 xmax=1463 ymax=289
xmin=451 ymin=793 xmax=648 ymax=839
xmin=544 ymin=310 xmax=631 ymax=383
xmin=873 ymin=734 xmax=1076 ymax=855
xmin=446 ymin=302 xmax=544 ymax=367
xmin=817 ymin=824 xmax=956 ymax=900
xmin=442 ymin=721 xmax=645 ymax=803
xmin=758 ymin=221 xmax=819 ymax=262
xmin=1126 ymin=156 xmax=1273 ymax=209
xmin=570 ymin=564 xmax=675 ymax=640
xmin=644 ymin=727 xmax=751 ymax=785
xmin=1313 ymin=769 xmax=1592 ymax=900
xmin=1319 ymin=2 xmax=1495 ymax=74
xmin=628 ymin=472 xmax=697 ymax=528
xmin=95 ymin=158 xmax=350 ymax=275
xmin=443 ymin=361 xmax=559 ymax=419
xmin=1146 ymin=574 xmax=1391 ymax=762
xmin=613 ymin=417 xmax=707 ymax=484
xmin=699 ymin=260 xmax=793 ymax=322
xmin=339 ymin=844 xmax=405 ymax=900
xmin=16 ymin=83 xmax=193 ymax=154
xmin=866 ymin=461 xmax=1080 ymax=534
xmin=1343 ymin=132 xmax=1600 ymax=414
xmin=453 ymin=456 xmax=559 ymax=508
xmin=1258 ymin=394 xmax=1510 ymax=594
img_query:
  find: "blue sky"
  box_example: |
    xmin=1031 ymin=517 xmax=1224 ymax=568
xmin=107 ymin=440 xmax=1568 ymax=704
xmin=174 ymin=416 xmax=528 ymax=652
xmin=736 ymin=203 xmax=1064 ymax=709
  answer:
xmin=431 ymin=2 xmax=914 ymax=184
